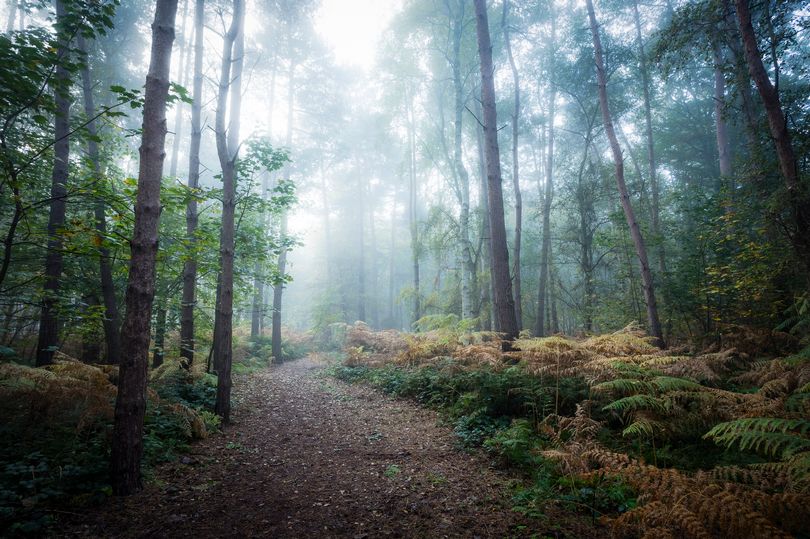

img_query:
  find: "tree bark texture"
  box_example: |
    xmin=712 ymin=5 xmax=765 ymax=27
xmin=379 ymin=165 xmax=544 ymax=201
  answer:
xmin=407 ymin=93 xmax=421 ymax=325
xmin=449 ymin=1 xmax=475 ymax=321
xmin=180 ymin=0 xmax=204 ymax=369
xmin=271 ymin=60 xmax=294 ymax=362
xmin=502 ymin=0 xmax=522 ymax=330
xmin=111 ymin=0 xmax=178 ymax=496
xmin=734 ymin=0 xmax=809 ymax=259
xmin=632 ymin=0 xmax=666 ymax=276
xmin=213 ymin=0 xmax=244 ymax=424
xmin=78 ymin=34 xmax=121 ymax=364
xmin=474 ymin=0 xmax=518 ymax=340
xmin=36 ymin=0 xmax=70 ymax=367
xmin=586 ymin=0 xmax=664 ymax=347
xmin=536 ymin=9 xmax=556 ymax=338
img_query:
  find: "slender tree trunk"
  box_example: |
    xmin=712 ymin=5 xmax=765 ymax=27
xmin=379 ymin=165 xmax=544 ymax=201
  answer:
xmin=536 ymin=11 xmax=556 ymax=338
xmin=387 ymin=180 xmax=397 ymax=326
xmin=712 ymin=41 xmax=733 ymax=182
xmin=271 ymin=60 xmax=294 ymax=362
xmin=35 ymin=0 xmax=70 ymax=367
xmin=5 ymin=0 xmax=16 ymax=33
xmin=368 ymin=186 xmax=378 ymax=327
xmin=251 ymin=174 xmax=268 ymax=339
xmin=151 ymin=302 xmax=167 ymax=368
xmin=734 ymin=0 xmax=810 ymax=260
xmin=550 ymin=257 xmax=560 ymax=334
xmin=213 ymin=0 xmax=244 ymax=424
xmin=449 ymin=2 xmax=474 ymax=321
xmin=111 ymin=0 xmax=178 ymax=496
xmin=406 ymin=93 xmax=421 ymax=325
xmin=78 ymin=35 xmax=121 ymax=364
xmin=474 ymin=92 xmax=493 ymax=331
xmin=358 ymin=177 xmax=366 ymax=322
xmin=81 ymin=294 xmax=101 ymax=363
xmin=586 ymin=0 xmax=664 ymax=347
xmin=474 ymin=0 xmax=518 ymax=340
xmin=180 ymin=0 xmax=203 ymax=369
xmin=632 ymin=0 xmax=665 ymax=276
xmin=502 ymin=0 xmax=522 ymax=330
xmin=168 ymin=0 xmax=190 ymax=179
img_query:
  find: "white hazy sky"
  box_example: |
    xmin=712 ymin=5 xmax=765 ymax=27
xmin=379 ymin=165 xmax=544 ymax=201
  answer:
xmin=314 ymin=0 xmax=402 ymax=70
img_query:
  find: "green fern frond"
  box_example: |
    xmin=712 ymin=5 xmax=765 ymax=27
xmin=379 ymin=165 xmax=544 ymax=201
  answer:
xmin=651 ymin=376 xmax=703 ymax=392
xmin=704 ymin=418 xmax=810 ymax=459
xmin=594 ymin=378 xmax=654 ymax=395
xmin=622 ymin=418 xmax=664 ymax=438
xmin=603 ymin=394 xmax=668 ymax=414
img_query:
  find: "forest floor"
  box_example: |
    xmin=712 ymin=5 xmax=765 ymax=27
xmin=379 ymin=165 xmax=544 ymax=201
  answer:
xmin=56 ymin=355 xmax=602 ymax=538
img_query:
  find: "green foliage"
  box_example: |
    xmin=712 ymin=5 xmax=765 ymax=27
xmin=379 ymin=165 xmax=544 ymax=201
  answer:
xmin=483 ymin=419 xmax=543 ymax=468
xmin=704 ymin=418 xmax=810 ymax=459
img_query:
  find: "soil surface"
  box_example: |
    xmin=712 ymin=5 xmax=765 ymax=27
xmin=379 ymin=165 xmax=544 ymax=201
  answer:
xmin=58 ymin=356 xmax=598 ymax=538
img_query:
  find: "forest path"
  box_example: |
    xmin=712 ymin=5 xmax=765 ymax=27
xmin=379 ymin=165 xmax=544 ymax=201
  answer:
xmin=61 ymin=356 xmax=545 ymax=538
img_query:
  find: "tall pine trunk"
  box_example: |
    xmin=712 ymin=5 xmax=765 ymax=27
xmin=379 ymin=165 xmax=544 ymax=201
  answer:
xmin=111 ymin=0 xmax=178 ymax=495
xmin=406 ymin=92 xmax=421 ymax=325
xmin=587 ymin=0 xmax=664 ymax=347
xmin=35 ymin=0 xmax=70 ymax=367
xmin=473 ymin=0 xmax=518 ymax=340
xmin=449 ymin=2 xmax=474 ymax=321
xmin=536 ymin=8 xmax=556 ymax=338
xmin=632 ymin=0 xmax=665 ymax=276
xmin=474 ymin=92 xmax=493 ymax=331
xmin=78 ymin=34 xmax=121 ymax=363
xmin=180 ymin=0 xmax=204 ymax=369
xmin=213 ymin=0 xmax=244 ymax=424
xmin=502 ymin=0 xmax=522 ymax=330
xmin=271 ymin=61 xmax=294 ymax=362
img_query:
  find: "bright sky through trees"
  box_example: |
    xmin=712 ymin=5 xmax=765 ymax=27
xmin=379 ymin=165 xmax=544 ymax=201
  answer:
xmin=315 ymin=0 xmax=402 ymax=69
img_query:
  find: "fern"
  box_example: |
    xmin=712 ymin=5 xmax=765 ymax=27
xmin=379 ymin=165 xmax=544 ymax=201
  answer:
xmin=603 ymin=394 xmax=669 ymax=414
xmin=651 ymin=375 xmax=702 ymax=392
xmin=622 ymin=418 xmax=665 ymax=438
xmin=704 ymin=418 xmax=810 ymax=459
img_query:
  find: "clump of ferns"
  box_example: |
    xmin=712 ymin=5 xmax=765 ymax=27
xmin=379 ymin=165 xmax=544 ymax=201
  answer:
xmin=704 ymin=416 xmax=810 ymax=493
xmin=592 ymin=363 xmax=709 ymax=463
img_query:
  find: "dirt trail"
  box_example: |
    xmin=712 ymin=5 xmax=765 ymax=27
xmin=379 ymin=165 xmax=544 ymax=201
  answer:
xmin=60 ymin=356 xmax=558 ymax=538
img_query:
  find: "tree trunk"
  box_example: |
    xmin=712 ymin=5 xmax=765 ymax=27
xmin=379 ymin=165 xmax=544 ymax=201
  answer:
xmin=35 ymin=0 xmax=70 ymax=367
xmin=358 ymin=176 xmax=366 ymax=322
xmin=368 ymin=185 xmax=378 ymax=327
xmin=406 ymin=92 xmax=421 ymax=325
xmin=712 ymin=41 xmax=733 ymax=182
xmin=632 ymin=0 xmax=666 ymax=276
xmin=586 ymin=0 xmax=664 ymax=347
xmin=151 ymin=302 xmax=167 ymax=368
xmin=734 ymin=0 xmax=810 ymax=260
xmin=536 ymin=9 xmax=556 ymax=338
xmin=271 ymin=60 xmax=294 ymax=362
xmin=111 ymin=0 xmax=178 ymax=496
xmin=474 ymin=92 xmax=493 ymax=331
xmin=180 ymin=0 xmax=203 ymax=369
xmin=168 ymin=0 xmax=190 ymax=179
xmin=251 ymin=174 xmax=268 ymax=339
xmin=449 ymin=2 xmax=474 ymax=321
xmin=5 ymin=0 xmax=16 ymax=33
xmin=213 ymin=0 xmax=244 ymax=424
xmin=81 ymin=294 xmax=101 ymax=364
xmin=473 ymin=0 xmax=518 ymax=340
xmin=78 ymin=34 xmax=121 ymax=365
xmin=502 ymin=0 xmax=522 ymax=330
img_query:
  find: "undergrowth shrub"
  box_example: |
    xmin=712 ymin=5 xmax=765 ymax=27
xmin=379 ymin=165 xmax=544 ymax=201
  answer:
xmin=0 ymin=357 xmax=208 ymax=535
xmin=333 ymin=323 xmax=810 ymax=537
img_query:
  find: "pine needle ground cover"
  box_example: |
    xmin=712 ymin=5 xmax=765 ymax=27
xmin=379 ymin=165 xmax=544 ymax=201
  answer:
xmin=333 ymin=321 xmax=810 ymax=538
